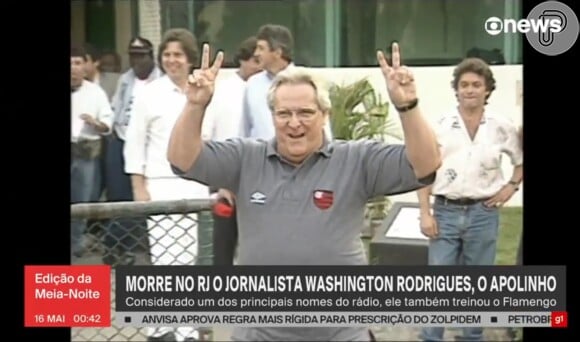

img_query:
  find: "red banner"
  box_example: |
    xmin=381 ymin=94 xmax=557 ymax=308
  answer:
xmin=24 ymin=265 xmax=111 ymax=327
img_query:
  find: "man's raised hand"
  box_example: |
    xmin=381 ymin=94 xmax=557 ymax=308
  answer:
xmin=376 ymin=43 xmax=417 ymax=109
xmin=187 ymin=43 xmax=224 ymax=107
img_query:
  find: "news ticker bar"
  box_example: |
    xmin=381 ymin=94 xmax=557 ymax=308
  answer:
xmin=115 ymin=311 xmax=568 ymax=328
xmin=24 ymin=265 xmax=568 ymax=328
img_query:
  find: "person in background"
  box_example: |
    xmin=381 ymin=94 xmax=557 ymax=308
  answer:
xmin=201 ymin=35 xmax=262 ymax=266
xmin=83 ymin=43 xmax=121 ymax=102
xmin=82 ymin=43 xmax=121 ymax=249
xmin=417 ymin=57 xmax=523 ymax=342
xmin=70 ymin=44 xmax=113 ymax=259
xmin=99 ymin=50 xmax=122 ymax=73
xmin=240 ymin=24 xmax=332 ymax=140
xmin=123 ymin=28 xmax=207 ymax=342
xmin=102 ymin=37 xmax=162 ymax=266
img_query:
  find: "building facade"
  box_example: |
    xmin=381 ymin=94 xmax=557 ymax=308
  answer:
xmin=71 ymin=0 xmax=522 ymax=71
xmin=70 ymin=0 xmax=524 ymax=206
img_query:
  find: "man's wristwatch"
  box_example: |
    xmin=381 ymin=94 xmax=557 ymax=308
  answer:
xmin=395 ymin=98 xmax=419 ymax=113
xmin=507 ymin=180 xmax=520 ymax=191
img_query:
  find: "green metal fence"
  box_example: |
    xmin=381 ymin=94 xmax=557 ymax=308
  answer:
xmin=70 ymin=199 xmax=214 ymax=341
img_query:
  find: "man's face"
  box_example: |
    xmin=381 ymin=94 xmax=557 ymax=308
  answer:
xmin=254 ymin=40 xmax=278 ymax=70
xmin=239 ymin=56 xmax=262 ymax=78
xmin=129 ymin=52 xmax=154 ymax=79
xmin=100 ymin=54 xmax=119 ymax=73
xmin=161 ymin=41 xmax=191 ymax=81
xmin=273 ymin=83 xmax=327 ymax=165
xmin=456 ymin=72 xmax=489 ymax=110
xmin=71 ymin=56 xmax=85 ymax=87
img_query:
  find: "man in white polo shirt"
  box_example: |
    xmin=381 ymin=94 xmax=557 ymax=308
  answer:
xmin=417 ymin=57 xmax=523 ymax=342
xmin=202 ymin=36 xmax=261 ymax=142
xmin=202 ymin=36 xmax=261 ymax=265
xmin=123 ymin=28 xmax=207 ymax=342
xmin=70 ymin=44 xmax=113 ymax=259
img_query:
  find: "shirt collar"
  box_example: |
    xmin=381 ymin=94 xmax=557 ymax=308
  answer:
xmin=161 ymin=75 xmax=185 ymax=94
xmin=266 ymin=63 xmax=295 ymax=80
xmin=266 ymin=134 xmax=333 ymax=159
xmin=93 ymin=73 xmax=100 ymax=85
xmin=130 ymin=66 xmax=162 ymax=83
xmin=453 ymin=107 xmax=487 ymax=125
xmin=147 ymin=67 xmax=163 ymax=83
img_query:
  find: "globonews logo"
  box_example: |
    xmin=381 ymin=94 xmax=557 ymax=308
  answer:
xmin=484 ymin=16 xmax=562 ymax=36
xmin=484 ymin=1 xmax=579 ymax=56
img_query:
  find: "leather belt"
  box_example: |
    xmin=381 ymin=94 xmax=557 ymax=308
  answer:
xmin=435 ymin=195 xmax=487 ymax=206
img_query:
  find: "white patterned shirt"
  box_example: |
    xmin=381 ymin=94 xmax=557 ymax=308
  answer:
xmin=431 ymin=109 xmax=523 ymax=199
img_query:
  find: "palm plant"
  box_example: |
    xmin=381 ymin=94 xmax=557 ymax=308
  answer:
xmin=329 ymin=78 xmax=403 ymax=222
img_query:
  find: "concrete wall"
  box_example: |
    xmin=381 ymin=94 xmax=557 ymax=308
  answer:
xmin=71 ymin=0 xmax=86 ymax=45
xmin=138 ymin=0 xmax=163 ymax=59
xmin=115 ymin=0 xmax=133 ymax=71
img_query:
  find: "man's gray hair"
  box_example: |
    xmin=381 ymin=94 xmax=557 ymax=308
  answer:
xmin=267 ymin=67 xmax=332 ymax=113
xmin=256 ymin=24 xmax=294 ymax=62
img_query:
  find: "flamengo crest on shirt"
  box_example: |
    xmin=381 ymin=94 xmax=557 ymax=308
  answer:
xmin=313 ymin=190 xmax=333 ymax=209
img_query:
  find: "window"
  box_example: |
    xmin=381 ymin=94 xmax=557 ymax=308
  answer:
xmin=162 ymin=0 xmax=328 ymax=67
xmin=341 ymin=0 xmax=522 ymax=66
xmin=160 ymin=0 xmax=195 ymax=34
xmin=160 ymin=0 xmax=522 ymax=67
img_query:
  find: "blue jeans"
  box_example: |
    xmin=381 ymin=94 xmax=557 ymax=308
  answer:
xmin=421 ymin=199 xmax=499 ymax=342
xmin=71 ymin=157 xmax=100 ymax=257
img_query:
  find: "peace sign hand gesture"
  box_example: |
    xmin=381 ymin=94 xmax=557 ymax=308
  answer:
xmin=187 ymin=43 xmax=224 ymax=108
xmin=377 ymin=43 xmax=417 ymax=109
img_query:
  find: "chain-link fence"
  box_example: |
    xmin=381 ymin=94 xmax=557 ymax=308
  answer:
xmin=70 ymin=199 xmax=215 ymax=342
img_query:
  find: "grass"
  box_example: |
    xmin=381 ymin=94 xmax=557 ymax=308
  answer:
xmin=362 ymin=206 xmax=523 ymax=265
xmin=496 ymin=207 xmax=524 ymax=342
xmin=495 ymin=207 xmax=523 ymax=265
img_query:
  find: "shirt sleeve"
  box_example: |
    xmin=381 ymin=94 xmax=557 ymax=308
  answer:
xmin=323 ymin=121 xmax=333 ymax=141
xmin=363 ymin=141 xmax=435 ymax=199
xmin=123 ymin=89 xmax=150 ymax=175
xmin=201 ymin=90 xmax=219 ymax=141
xmin=240 ymin=86 xmax=252 ymax=137
xmin=110 ymin=75 xmax=124 ymax=119
xmin=500 ymin=120 xmax=523 ymax=166
xmin=171 ymin=138 xmax=244 ymax=193
xmin=95 ymin=87 xmax=113 ymax=135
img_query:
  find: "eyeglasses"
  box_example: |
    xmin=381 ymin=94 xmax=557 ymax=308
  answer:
xmin=273 ymin=108 xmax=319 ymax=124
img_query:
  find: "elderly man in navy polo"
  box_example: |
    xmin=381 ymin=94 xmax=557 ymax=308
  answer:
xmin=167 ymin=43 xmax=441 ymax=341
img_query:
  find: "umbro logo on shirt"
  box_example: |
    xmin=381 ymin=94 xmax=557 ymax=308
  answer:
xmin=250 ymin=192 xmax=267 ymax=205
